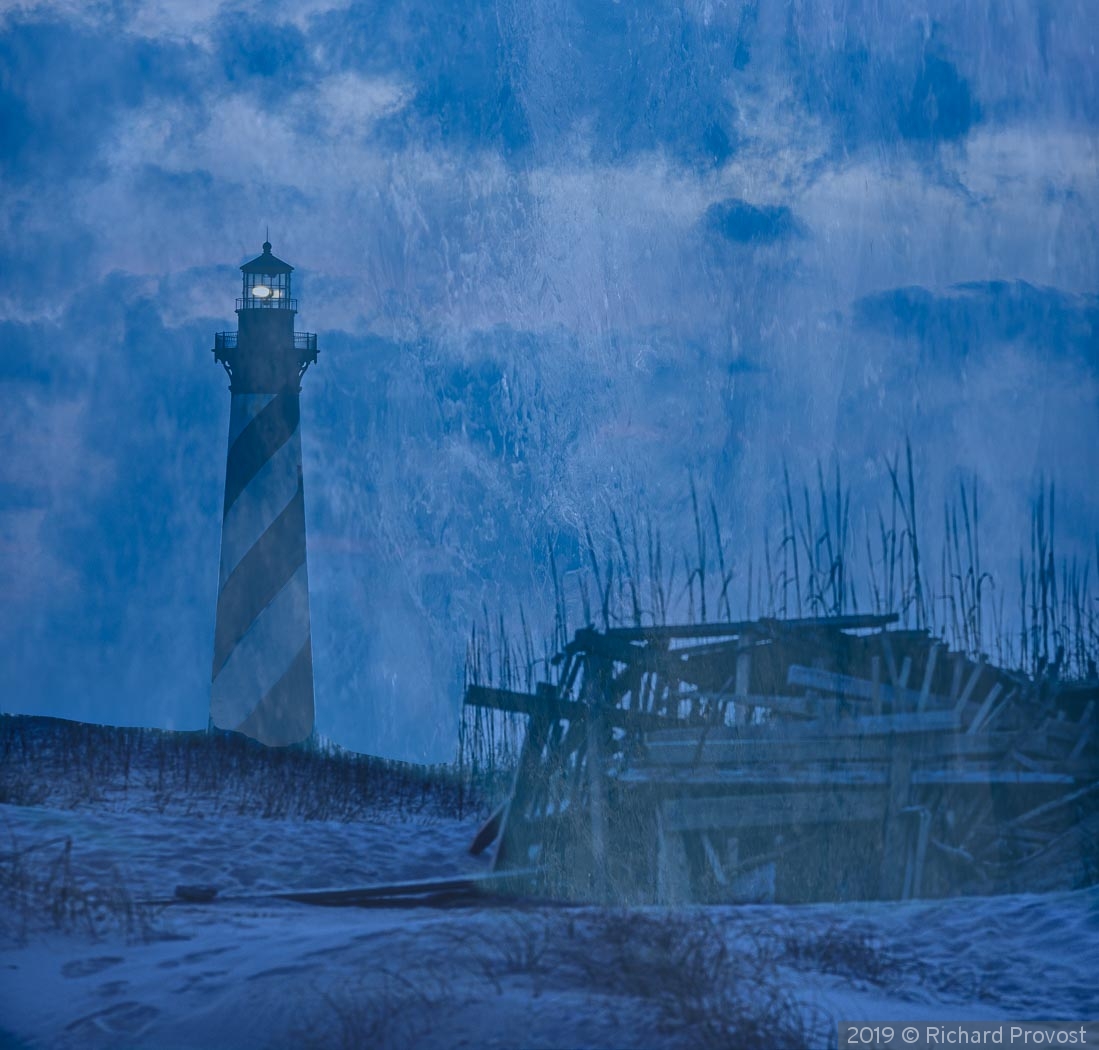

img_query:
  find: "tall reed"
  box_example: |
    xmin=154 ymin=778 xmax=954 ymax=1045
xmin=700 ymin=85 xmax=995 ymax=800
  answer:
xmin=462 ymin=449 xmax=1098 ymax=770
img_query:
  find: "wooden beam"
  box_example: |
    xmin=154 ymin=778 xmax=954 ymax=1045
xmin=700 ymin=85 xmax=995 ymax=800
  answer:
xmin=879 ymin=747 xmax=913 ymax=898
xmin=595 ymin=613 xmax=899 ymax=645
xmin=917 ymin=643 xmax=941 ymax=712
xmin=898 ymin=655 xmax=913 ymax=691
xmin=786 ymin=665 xmax=945 ymax=712
xmin=911 ymin=769 xmax=1076 ymax=786
xmin=871 ymin=655 xmax=882 ymax=716
xmin=464 ymin=684 xmax=670 ymax=732
xmin=639 ymin=730 xmax=1025 ymax=768
xmin=493 ymin=715 xmax=553 ymax=872
xmin=953 ymin=664 xmax=986 ymax=717
xmin=586 ymin=708 xmax=609 ymax=900
xmin=661 ymin=789 xmax=885 ymax=832
xmin=966 ymin=684 xmax=1005 ymax=735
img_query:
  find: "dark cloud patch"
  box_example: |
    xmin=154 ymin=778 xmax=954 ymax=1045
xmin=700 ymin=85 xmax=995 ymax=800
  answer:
xmin=786 ymin=20 xmax=980 ymax=151
xmin=705 ymin=200 xmax=800 ymax=245
xmin=311 ymin=0 xmax=531 ymax=155
xmin=0 ymin=320 xmax=72 ymax=384
xmin=852 ymin=281 xmax=1098 ymax=363
xmin=0 ymin=18 xmax=198 ymax=181
xmin=214 ymin=14 xmax=311 ymax=87
xmin=898 ymin=51 xmax=978 ymax=141
xmin=131 ymin=166 xmax=289 ymax=230
xmin=0 ymin=220 xmax=96 ymax=314
xmin=312 ymin=0 xmax=738 ymax=167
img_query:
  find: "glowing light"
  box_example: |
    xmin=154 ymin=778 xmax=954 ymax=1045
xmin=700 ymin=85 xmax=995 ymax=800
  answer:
xmin=252 ymin=284 xmax=272 ymax=299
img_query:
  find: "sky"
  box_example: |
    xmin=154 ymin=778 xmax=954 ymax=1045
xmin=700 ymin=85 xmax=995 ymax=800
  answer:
xmin=1 ymin=0 xmax=1096 ymax=761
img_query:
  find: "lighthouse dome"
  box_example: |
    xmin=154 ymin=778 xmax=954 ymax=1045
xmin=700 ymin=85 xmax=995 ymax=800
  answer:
xmin=241 ymin=241 xmax=294 ymax=275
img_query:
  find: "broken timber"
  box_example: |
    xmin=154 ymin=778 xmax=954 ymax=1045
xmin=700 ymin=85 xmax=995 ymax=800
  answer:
xmin=463 ymin=614 xmax=1099 ymax=904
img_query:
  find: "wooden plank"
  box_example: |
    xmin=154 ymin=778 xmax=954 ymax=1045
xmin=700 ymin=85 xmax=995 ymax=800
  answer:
xmin=967 ymin=684 xmax=1004 ymax=735
xmin=464 ymin=684 xmax=670 ymax=732
xmin=493 ymin=715 xmax=553 ymax=871
xmin=972 ymin=688 xmax=1016 ymax=735
xmin=734 ymin=649 xmax=752 ymax=725
xmin=661 ymin=789 xmax=885 ymax=832
xmin=898 ymin=655 xmax=913 ymax=691
xmin=879 ymin=747 xmax=913 ymax=898
xmin=871 ymin=656 xmax=882 ymax=716
xmin=586 ymin=707 xmax=609 ymax=900
xmin=1043 ymin=718 xmax=1091 ymax=744
xmin=655 ymin=806 xmax=691 ymax=904
xmin=640 ymin=730 xmax=1022 ymax=768
xmin=701 ymin=832 xmax=728 ymax=886
xmin=911 ymin=769 xmax=1076 ymax=786
xmin=917 ymin=644 xmax=941 ymax=712
xmin=622 ymin=767 xmax=890 ymax=788
xmin=470 ymin=804 xmax=506 ymax=856
xmin=689 ymin=690 xmax=829 ymax=720
xmin=155 ymin=870 xmax=543 ymax=909
xmin=786 ymin=665 xmax=945 ymax=712
xmin=953 ymin=664 xmax=985 ymax=717
xmin=881 ymin=634 xmax=901 ymax=691
xmin=820 ymin=710 xmax=961 ymax=735
xmin=641 ymin=709 xmax=961 ymax=746
xmin=1004 ymin=781 xmax=1099 ymax=829
xmin=901 ymin=806 xmax=931 ymax=900
xmin=598 ymin=613 xmax=899 ymax=645
xmin=1069 ymin=726 xmax=1093 ymax=761
xmin=949 ymin=656 xmax=965 ymax=704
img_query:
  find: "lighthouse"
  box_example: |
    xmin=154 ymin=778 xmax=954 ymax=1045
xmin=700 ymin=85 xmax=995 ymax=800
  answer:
xmin=210 ymin=241 xmax=319 ymax=746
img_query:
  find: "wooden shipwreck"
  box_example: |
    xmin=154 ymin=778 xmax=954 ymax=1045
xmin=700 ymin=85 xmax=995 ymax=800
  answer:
xmin=464 ymin=615 xmax=1099 ymax=904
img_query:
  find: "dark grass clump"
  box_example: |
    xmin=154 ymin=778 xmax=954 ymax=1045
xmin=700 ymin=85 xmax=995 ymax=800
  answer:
xmin=778 ymin=920 xmax=900 ymax=986
xmin=453 ymin=909 xmax=830 ymax=1050
xmin=0 ymin=830 xmax=160 ymax=946
xmin=0 ymin=715 xmax=486 ymax=823
xmin=300 ymin=907 xmax=832 ymax=1050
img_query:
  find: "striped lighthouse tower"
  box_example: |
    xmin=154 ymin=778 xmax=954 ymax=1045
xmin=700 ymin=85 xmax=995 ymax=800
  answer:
xmin=210 ymin=241 xmax=319 ymax=746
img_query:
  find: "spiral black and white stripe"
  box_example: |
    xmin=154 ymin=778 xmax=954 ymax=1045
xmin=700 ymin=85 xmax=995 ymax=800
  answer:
xmin=211 ymin=389 xmax=314 ymax=746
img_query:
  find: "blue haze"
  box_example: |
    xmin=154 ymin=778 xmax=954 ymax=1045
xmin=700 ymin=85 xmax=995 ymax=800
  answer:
xmin=0 ymin=1 xmax=1096 ymax=761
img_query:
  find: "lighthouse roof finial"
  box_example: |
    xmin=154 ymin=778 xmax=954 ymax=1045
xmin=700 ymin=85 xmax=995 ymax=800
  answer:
xmin=242 ymin=234 xmax=292 ymax=274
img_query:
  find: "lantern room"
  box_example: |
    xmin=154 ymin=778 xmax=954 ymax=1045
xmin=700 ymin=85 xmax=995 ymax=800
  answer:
xmin=239 ymin=241 xmax=295 ymax=309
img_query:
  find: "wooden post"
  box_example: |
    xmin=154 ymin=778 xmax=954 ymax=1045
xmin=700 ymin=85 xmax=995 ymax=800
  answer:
xmin=656 ymin=803 xmax=691 ymax=904
xmin=871 ymin=656 xmax=882 ymax=716
xmin=878 ymin=744 xmax=913 ymax=899
xmin=492 ymin=715 xmax=552 ymax=872
xmin=901 ymin=805 xmax=931 ymax=899
xmin=587 ymin=708 xmax=609 ymax=901
xmin=735 ymin=647 xmax=752 ymax=725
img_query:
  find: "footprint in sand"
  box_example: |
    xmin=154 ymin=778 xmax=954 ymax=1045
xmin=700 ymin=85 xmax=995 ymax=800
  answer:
xmin=60 ymin=957 xmax=123 ymax=979
xmin=181 ymin=946 xmax=232 ymax=965
xmin=65 ymin=1002 xmax=159 ymax=1040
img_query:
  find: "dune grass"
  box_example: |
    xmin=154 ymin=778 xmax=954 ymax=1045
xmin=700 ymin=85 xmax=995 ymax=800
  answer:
xmin=461 ymin=445 xmax=1098 ymax=772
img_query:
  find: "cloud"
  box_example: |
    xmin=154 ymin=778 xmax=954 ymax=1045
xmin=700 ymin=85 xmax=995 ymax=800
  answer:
xmin=704 ymin=198 xmax=800 ymax=244
xmin=851 ymin=281 xmax=1099 ymax=366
